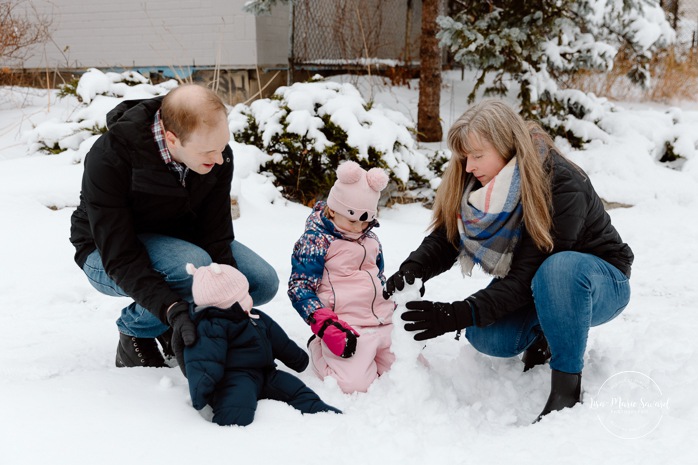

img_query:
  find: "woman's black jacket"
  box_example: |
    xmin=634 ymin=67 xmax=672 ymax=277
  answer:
xmin=402 ymin=151 xmax=634 ymax=327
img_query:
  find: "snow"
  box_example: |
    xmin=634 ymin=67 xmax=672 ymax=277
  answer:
xmin=1 ymin=71 xmax=697 ymax=464
xmin=628 ymin=2 xmax=677 ymax=52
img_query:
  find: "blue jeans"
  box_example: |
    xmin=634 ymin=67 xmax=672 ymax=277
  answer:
xmin=82 ymin=234 xmax=279 ymax=338
xmin=465 ymin=252 xmax=631 ymax=374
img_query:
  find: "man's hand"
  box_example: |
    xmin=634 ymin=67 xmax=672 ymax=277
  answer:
xmin=383 ymin=263 xmax=425 ymax=299
xmin=167 ymin=301 xmax=197 ymax=346
xmin=401 ymin=300 xmax=474 ymax=341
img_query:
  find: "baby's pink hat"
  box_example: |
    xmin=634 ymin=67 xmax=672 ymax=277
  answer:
xmin=186 ymin=263 xmax=254 ymax=312
xmin=327 ymin=161 xmax=389 ymax=222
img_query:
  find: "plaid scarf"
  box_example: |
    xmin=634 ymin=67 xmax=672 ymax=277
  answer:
xmin=458 ymin=157 xmax=523 ymax=278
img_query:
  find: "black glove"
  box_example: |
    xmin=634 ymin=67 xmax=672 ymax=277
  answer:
xmin=401 ymin=300 xmax=474 ymax=341
xmin=167 ymin=301 xmax=197 ymax=346
xmin=383 ymin=262 xmax=425 ymax=299
xmin=167 ymin=301 xmax=197 ymax=374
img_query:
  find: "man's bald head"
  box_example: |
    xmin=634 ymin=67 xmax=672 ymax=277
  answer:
xmin=161 ymin=84 xmax=228 ymax=145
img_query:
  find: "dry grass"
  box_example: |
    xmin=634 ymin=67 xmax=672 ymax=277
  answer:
xmin=647 ymin=48 xmax=698 ymax=102
xmin=0 ymin=67 xmax=77 ymax=89
xmin=564 ymin=47 xmax=698 ymax=103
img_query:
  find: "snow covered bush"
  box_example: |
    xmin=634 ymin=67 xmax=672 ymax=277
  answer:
xmin=229 ymin=76 xmax=444 ymax=205
xmin=26 ymin=68 xmax=176 ymax=155
xmin=439 ymin=0 xmax=675 ymax=147
xmin=242 ymin=0 xmax=284 ymax=14
xmin=26 ymin=71 xmax=445 ymax=205
xmin=58 ymin=68 xmax=157 ymax=104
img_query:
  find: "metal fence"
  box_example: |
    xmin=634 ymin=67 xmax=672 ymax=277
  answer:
xmin=289 ymin=0 xmax=423 ymax=82
xmin=288 ymin=0 xmax=696 ymax=84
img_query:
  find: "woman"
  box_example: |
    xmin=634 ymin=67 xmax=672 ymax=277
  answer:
xmin=383 ymin=99 xmax=633 ymax=422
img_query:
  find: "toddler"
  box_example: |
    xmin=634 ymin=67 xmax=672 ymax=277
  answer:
xmin=288 ymin=161 xmax=395 ymax=393
xmin=179 ymin=262 xmax=340 ymax=426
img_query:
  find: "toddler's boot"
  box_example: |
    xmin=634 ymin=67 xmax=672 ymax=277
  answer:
xmin=534 ymin=369 xmax=581 ymax=423
xmin=116 ymin=332 xmax=167 ymax=368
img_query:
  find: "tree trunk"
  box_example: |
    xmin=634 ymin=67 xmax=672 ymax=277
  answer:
xmin=417 ymin=0 xmax=442 ymax=142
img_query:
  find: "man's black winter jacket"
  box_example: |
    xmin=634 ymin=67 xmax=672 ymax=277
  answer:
xmin=402 ymin=151 xmax=634 ymax=327
xmin=70 ymin=97 xmax=235 ymax=323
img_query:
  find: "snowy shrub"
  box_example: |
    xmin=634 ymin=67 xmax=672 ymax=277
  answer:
xmin=26 ymin=71 xmax=445 ymax=204
xmin=27 ymin=69 xmax=176 ymax=155
xmin=230 ymin=77 xmax=444 ymax=205
xmin=653 ymin=107 xmax=698 ymax=170
xmin=57 ymin=68 xmax=154 ymax=103
xmin=439 ymin=0 xmax=675 ymax=147
xmin=242 ymin=0 xmax=284 ymax=15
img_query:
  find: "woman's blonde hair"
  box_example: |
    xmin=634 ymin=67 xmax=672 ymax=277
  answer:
xmin=431 ymin=99 xmax=554 ymax=252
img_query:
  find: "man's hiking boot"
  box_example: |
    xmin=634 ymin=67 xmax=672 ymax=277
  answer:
xmin=522 ymin=333 xmax=551 ymax=372
xmin=157 ymin=327 xmax=175 ymax=359
xmin=115 ymin=332 xmax=167 ymax=368
xmin=156 ymin=327 xmax=179 ymax=367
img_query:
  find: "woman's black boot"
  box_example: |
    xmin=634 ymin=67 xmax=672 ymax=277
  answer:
xmin=522 ymin=334 xmax=551 ymax=372
xmin=534 ymin=369 xmax=581 ymax=423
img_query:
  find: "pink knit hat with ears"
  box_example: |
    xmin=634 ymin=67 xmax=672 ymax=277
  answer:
xmin=327 ymin=161 xmax=389 ymax=222
xmin=186 ymin=263 xmax=254 ymax=314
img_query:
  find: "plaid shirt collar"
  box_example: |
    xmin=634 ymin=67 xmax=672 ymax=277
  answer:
xmin=152 ymin=110 xmax=189 ymax=186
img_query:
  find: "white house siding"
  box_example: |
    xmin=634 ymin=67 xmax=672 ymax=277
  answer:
xmin=19 ymin=0 xmax=289 ymax=71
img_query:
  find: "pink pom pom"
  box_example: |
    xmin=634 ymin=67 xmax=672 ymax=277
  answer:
xmin=336 ymin=161 xmax=362 ymax=184
xmin=366 ymin=168 xmax=389 ymax=192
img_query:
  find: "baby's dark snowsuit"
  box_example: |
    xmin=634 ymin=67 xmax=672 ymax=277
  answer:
xmin=180 ymin=303 xmax=340 ymax=426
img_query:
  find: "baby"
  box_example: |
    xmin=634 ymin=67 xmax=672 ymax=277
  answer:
xmin=178 ymin=262 xmax=340 ymax=426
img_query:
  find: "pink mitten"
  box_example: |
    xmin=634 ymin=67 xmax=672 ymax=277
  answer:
xmin=309 ymin=308 xmax=359 ymax=358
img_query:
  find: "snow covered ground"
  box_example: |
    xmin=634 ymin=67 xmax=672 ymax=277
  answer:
xmin=1 ymin=73 xmax=697 ymax=464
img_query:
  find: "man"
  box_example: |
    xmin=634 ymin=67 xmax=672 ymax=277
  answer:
xmin=70 ymin=84 xmax=279 ymax=367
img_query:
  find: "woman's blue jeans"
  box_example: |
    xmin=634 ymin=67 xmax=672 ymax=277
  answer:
xmin=465 ymin=252 xmax=631 ymax=374
xmin=82 ymin=234 xmax=279 ymax=338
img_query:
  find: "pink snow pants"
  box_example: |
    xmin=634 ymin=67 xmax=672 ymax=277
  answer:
xmin=309 ymin=323 xmax=395 ymax=393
